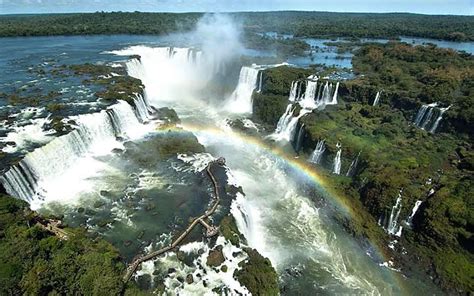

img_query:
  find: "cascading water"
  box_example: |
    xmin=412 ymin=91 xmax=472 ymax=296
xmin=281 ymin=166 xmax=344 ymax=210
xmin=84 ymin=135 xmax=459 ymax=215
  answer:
xmin=414 ymin=102 xmax=438 ymax=129
xmin=346 ymin=151 xmax=361 ymax=176
xmin=333 ymin=143 xmax=342 ymax=175
xmin=133 ymin=93 xmax=154 ymax=122
xmin=299 ymin=77 xmax=339 ymax=110
xmin=309 ymin=139 xmax=326 ymax=164
xmin=269 ymin=106 xmax=311 ymax=142
xmin=270 ymin=77 xmax=339 ymax=143
xmin=429 ymin=105 xmax=451 ymax=133
xmin=385 ymin=192 xmax=403 ymax=237
xmin=0 ymin=99 xmax=149 ymax=207
xmin=257 ymin=71 xmax=263 ymax=93
xmin=373 ymin=91 xmax=380 ymax=106
xmin=288 ymin=81 xmax=301 ymax=102
xmin=406 ymin=200 xmax=423 ymax=226
xmin=294 ymin=123 xmax=305 ymax=152
xmin=224 ymin=66 xmax=260 ymax=114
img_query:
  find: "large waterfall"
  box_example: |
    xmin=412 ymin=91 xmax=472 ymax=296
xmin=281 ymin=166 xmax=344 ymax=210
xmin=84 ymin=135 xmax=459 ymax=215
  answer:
xmin=309 ymin=139 xmax=326 ymax=164
xmin=332 ymin=143 xmax=342 ymax=175
xmin=0 ymin=96 xmax=152 ymax=206
xmin=110 ymin=46 xmax=226 ymax=105
xmin=224 ymin=66 xmax=261 ymax=114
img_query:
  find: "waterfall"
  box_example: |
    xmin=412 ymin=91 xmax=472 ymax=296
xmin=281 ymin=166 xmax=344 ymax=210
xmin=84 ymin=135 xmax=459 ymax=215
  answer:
xmin=0 ymin=99 xmax=145 ymax=204
xmin=133 ymin=93 xmax=154 ymax=122
xmin=429 ymin=105 xmax=451 ymax=134
xmin=330 ymin=82 xmax=339 ymax=105
xmin=299 ymin=79 xmax=319 ymax=110
xmin=294 ymin=124 xmax=305 ymax=152
xmin=346 ymin=151 xmax=361 ymax=177
xmin=289 ymin=81 xmax=300 ymax=102
xmin=257 ymin=71 xmax=263 ymax=93
xmin=274 ymin=104 xmax=294 ymax=134
xmin=270 ymin=105 xmax=311 ymax=142
xmin=332 ymin=143 xmax=342 ymax=175
xmin=299 ymin=77 xmax=339 ymax=110
xmin=309 ymin=140 xmax=326 ymax=164
xmin=385 ymin=193 xmax=403 ymax=237
xmin=372 ymin=91 xmax=380 ymax=106
xmin=224 ymin=66 xmax=260 ymax=114
xmin=406 ymin=200 xmax=423 ymax=225
xmin=420 ymin=107 xmax=436 ymax=130
xmin=414 ymin=102 xmax=438 ymax=128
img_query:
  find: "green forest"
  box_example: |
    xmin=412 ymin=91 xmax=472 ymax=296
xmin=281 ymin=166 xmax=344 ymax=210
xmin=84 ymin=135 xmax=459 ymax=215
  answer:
xmin=252 ymin=42 xmax=473 ymax=294
xmin=0 ymin=11 xmax=472 ymax=41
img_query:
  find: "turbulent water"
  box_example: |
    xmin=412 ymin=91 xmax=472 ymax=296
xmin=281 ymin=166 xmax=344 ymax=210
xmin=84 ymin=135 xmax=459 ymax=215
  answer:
xmin=0 ymin=34 xmax=445 ymax=295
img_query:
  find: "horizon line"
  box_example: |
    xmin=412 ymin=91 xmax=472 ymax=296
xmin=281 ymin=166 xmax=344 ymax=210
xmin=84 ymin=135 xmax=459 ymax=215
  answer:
xmin=0 ymin=10 xmax=472 ymax=17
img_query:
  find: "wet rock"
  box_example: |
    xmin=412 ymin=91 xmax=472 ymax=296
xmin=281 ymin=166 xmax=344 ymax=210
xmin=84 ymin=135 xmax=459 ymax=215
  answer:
xmin=221 ymin=265 xmax=228 ymax=273
xmin=93 ymin=200 xmax=106 ymax=208
xmin=99 ymin=190 xmax=112 ymax=197
xmin=177 ymin=276 xmax=184 ymax=283
xmin=232 ymin=251 xmax=242 ymax=258
xmin=198 ymin=248 xmax=205 ymax=255
xmin=206 ymin=245 xmax=225 ymax=267
xmin=112 ymin=148 xmax=124 ymax=154
xmin=168 ymin=268 xmax=176 ymax=274
xmin=186 ymin=274 xmax=194 ymax=284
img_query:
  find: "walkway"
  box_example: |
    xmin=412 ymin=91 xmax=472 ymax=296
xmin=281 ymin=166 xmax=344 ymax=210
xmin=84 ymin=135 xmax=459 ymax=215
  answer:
xmin=123 ymin=159 xmax=224 ymax=282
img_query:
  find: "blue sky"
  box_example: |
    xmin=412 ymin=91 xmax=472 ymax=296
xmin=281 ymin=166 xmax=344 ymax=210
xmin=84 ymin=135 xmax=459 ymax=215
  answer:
xmin=0 ymin=0 xmax=472 ymax=15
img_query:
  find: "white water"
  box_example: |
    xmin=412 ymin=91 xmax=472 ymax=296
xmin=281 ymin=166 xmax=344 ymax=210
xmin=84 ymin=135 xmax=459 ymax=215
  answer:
xmin=373 ymin=91 xmax=380 ymax=106
xmin=295 ymin=123 xmax=305 ymax=151
xmin=309 ymin=139 xmax=326 ymax=164
xmin=269 ymin=106 xmax=311 ymax=142
xmin=346 ymin=151 xmax=361 ymax=177
xmin=333 ymin=143 xmax=342 ymax=175
xmin=270 ymin=76 xmax=339 ymax=144
xmin=224 ymin=66 xmax=260 ymax=114
xmin=385 ymin=193 xmax=403 ymax=237
xmin=289 ymin=80 xmax=301 ymax=102
xmin=406 ymin=200 xmax=423 ymax=225
xmin=299 ymin=78 xmax=339 ymax=110
xmin=1 ymin=116 xmax=56 ymax=153
xmin=429 ymin=105 xmax=451 ymax=133
xmin=413 ymin=102 xmax=446 ymax=132
xmin=0 ymin=98 xmax=153 ymax=208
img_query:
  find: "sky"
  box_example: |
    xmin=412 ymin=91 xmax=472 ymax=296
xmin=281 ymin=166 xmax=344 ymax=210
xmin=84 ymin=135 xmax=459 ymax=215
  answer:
xmin=0 ymin=0 xmax=472 ymax=15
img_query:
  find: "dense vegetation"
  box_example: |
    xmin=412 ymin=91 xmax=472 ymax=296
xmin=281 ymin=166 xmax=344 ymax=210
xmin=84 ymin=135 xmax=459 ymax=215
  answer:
xmin=240 ymin=12 xmax=474 ymax=41
xmin=0 ymin=194 xmax=133 ymax=295
xmin=253 ymin=42 xmax=473 ymax=293
xmin=0 ymin=11 xmax=472 ymax=41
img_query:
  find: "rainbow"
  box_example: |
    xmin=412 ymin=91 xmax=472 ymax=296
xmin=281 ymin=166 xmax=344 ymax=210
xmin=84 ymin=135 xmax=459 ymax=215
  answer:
xmin=154 ymin=122 xmax=409 ymax=292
